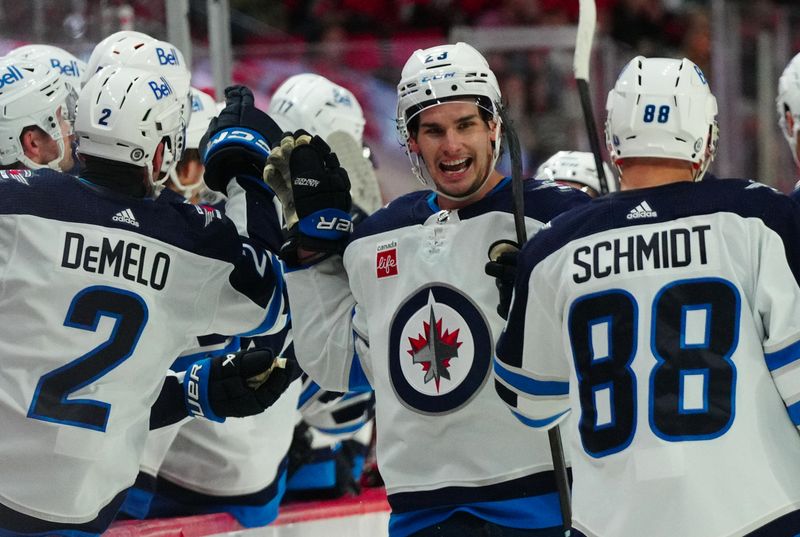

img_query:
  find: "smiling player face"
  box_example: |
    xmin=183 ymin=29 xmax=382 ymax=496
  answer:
xmin=409 ymin=101 xmax=503 ymax=209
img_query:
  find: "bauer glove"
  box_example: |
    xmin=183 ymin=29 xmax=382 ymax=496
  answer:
xmin=199 ymin=85 xmax=282 ymax=195
xmin=184 ymin=347 xmax=300 ymax=421
xmin=264 ymin=131 xmax=353 ymax=266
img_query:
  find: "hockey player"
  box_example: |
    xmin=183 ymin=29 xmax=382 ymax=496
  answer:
xmin=0 ymin=67 xmax=294 ymax=536
xmin=777 ymin=52 xmax=800 ymax=195
xmin=495 ymin=56 xmax=800 ymax=537
xmin=0 ymin=57 xmax=76 ymax=172
xmin=265 ymin=43 xmax=589 ymax=536
xmin=535 ymin=151 xmax=616 ymax=198
xmin=166 ymin=87 xmax=223 ymax=204
xmin=120 ymin=73 xmax=378 ymax=527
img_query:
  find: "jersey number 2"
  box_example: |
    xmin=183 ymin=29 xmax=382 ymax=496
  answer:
xmin=569 ymin=278 xmax=739 ymax=458
xmin=27 ymin=286 xmax=148 ymax=432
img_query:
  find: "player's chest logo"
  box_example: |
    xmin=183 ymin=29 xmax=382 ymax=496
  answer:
xmin=388 ymin=284 xmax=492 ymax=414
xmin=376 ymin=239 xmax=399 ymax=279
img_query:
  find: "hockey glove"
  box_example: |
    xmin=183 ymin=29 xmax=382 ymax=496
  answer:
xmin=199 ymin=85 xmax=283 ymax=195
xmin=266 ymin=131 xmax=353 ymax=266
xmin=485 ymin=240 xmax=520 ymax=320
xmin=184 ymin=347 xmax=300 ymax=422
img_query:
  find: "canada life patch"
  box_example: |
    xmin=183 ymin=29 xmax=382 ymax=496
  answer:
xmin=376 ymin=239 xmax=398 ymax=278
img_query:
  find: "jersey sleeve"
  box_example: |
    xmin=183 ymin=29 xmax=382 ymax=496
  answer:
xmin=285 ymin=256 xmax=372 ymax=393
xmin=192 ymin=179 xmax=288 ymax=339
xmin=757 ymin=201 xmax=800 ymax=430
xmin=494 ymin=240 xmax=571 ymax=428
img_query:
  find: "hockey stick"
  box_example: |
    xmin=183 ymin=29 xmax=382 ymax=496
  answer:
xmin=574 ymin=0 xmax=613 ymax=195
xmin=497 ymin=105 xmax=572 ymax=536
xmin=327 ymin=131 xmax=383 ymax=214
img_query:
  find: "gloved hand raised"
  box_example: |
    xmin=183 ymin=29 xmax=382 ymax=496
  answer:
xmin=184 ymin=347 xmax=301 ymax=421
xmin=199 ymin=85 xmax=283 ymax=195
xmin=264 ymin=131 xmax=353 ymax=266
xmin=485 ymin=240 xmax=520 ymax=320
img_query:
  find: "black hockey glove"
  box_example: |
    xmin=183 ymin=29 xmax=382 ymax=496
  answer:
xmin=183 ymin=347 xmax=300 ymax=421
xmin=265 ymin=131 xmax=352 ymax=267
xmin=485 ymin=240 xmax=520 ymax=320
xmin=199 ymin=85 xmax=282 ymax=195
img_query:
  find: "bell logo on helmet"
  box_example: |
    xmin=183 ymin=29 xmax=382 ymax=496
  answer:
xmin=0 ymin=65 xmax=24 ymax=88
xmin=50 ymin=58 xmax=80 ymax=78
xmin=156 ymin=47 xmax=180 ymax=66
xmin=148 ymin=76 xmax=173 ymax=100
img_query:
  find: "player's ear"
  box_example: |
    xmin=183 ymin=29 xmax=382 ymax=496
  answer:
xmin=408 ymin=136 xmax=420 ymax=154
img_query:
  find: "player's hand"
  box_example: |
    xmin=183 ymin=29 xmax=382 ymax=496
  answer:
xmin=485 ymin=240 xmax=520 ymax=320
xmin=273 ymin=131 xmax=353 ymax=267
xmin=199 ymin=85 xmax=282 ymax=195
xmin=184 ymin=347 xmax=301 ymax=421
xmin=263 ymin=131 xmax=312 ymax=229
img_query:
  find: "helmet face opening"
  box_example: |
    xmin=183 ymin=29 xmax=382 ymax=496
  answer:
xmin=395 ymin=43 xmax=504 ymax=198
xmin=0 ymin=58 xmax=73 ymax=170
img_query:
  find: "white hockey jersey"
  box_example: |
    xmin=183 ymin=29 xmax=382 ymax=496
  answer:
xmin=0 ymin=169 xmax=286 ymax=535
xmin=497 ymin=179 xmax=800 ymax=537
xmin=286 ymin=178 xmax=588 ymax=535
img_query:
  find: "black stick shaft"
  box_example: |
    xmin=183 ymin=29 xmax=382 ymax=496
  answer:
xmin=577 ymin=78 xmax=609 ymax=195
xmin=500 ymin=105 xmax=571 ymax=535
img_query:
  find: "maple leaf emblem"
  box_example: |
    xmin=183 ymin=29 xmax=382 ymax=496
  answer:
xmin=407 ymin=305 xmax=462 ymax=392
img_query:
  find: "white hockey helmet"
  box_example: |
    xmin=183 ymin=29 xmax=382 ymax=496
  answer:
xmin=396 ymin=42 xmax=503 ymax=198
xmin=605 ymin=56 xmax=718 ymax=181
xmin=75 ymin=66 xmax=184 ymax=194
xmin=85 ymin=32 xmax=191 ymax=151
xmin=168 ymin=87 xmax=217 ymax=197
xmin=0 ymin=57 xmax=75 ymax=170
xmin=535 ymin=151 xmax=616 ymax=194
xmin=777 ymin=52 xmax=800 ymax=168
xmin=268 ymin=73 xmax=365 ymax=142
xmin=7 ymin=44 xmax=88 ymax=89
xmin=85 ymin=30 xmax=156 ymax=82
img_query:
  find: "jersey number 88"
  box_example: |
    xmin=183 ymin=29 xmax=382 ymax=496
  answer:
xmin=568 ymin=277 xmax=739 ymax=458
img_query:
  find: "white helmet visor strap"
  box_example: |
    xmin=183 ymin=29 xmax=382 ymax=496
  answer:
xmin=402 ymin=97 xmax=502 ymax=202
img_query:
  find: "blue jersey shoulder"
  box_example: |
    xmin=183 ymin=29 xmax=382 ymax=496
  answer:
xmin=0 ymin=168 xmax=243 ymax=262
xmin=350 ymin=190 xmax=432 ymax=242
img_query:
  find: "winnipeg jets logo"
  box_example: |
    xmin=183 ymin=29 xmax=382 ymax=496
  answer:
xmin=389 ymin=285 xmax=492 ymax=414
xmin=407 ymin=305 xmax=462 ymax=391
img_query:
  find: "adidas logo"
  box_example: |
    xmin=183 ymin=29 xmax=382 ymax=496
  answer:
xmin=112 ymin=208 xmax=140 ymax=227
xmin=626 ymin=201 xmax=657 ymax=220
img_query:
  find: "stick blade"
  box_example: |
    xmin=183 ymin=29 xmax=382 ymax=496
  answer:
xmin=574 ymin=0 xmax=597 ymax=81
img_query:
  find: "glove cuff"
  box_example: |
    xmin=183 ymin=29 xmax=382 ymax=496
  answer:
xmin=202 ymin=127 xmax=271 ymax=164
xmin=298 ymin=208 xmax=353 ymax=241
xmin=183 ymin=358 xmax=226 ymax=423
